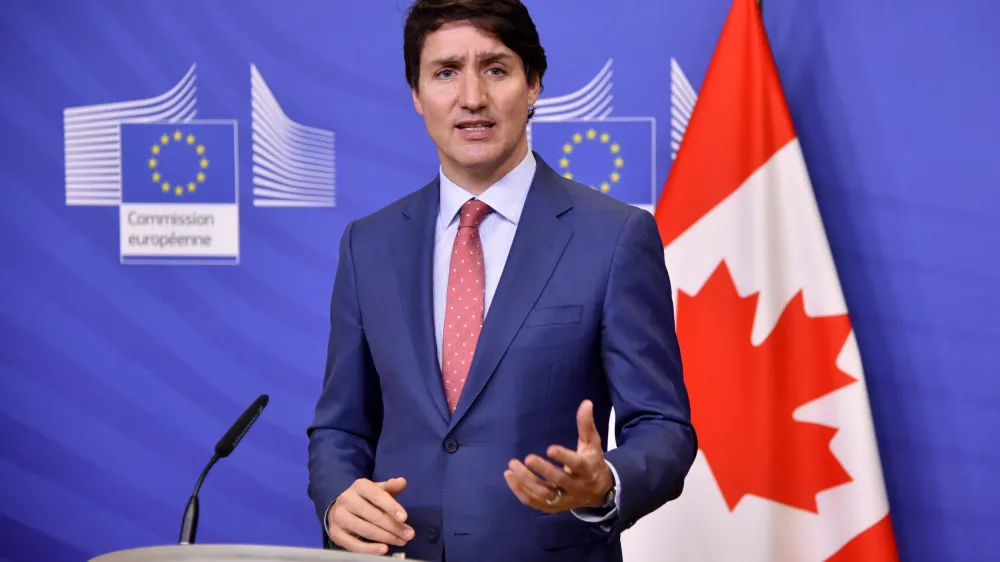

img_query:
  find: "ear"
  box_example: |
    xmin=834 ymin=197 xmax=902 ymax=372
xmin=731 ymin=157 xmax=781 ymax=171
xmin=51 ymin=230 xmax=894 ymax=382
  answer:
xmin=526 ymin=74 xmax=541 ymax=108
xmin=412 ymin=88 xmax=425 ymax=116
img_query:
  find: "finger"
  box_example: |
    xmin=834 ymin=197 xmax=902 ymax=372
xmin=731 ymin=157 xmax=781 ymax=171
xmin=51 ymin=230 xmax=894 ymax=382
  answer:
xmin=504 ymin=468 xmax=557 ymax=513
xmin=576 ymin=400 xmax=601 ymax=449
xmin=358 ymin=480 xmax=408 ymax=523
xmin=340 ymin=491 xmax=413 ymax=542
xmin=509 ymin=459 xmax=560 ymax=503
xmin=546 ymin=444 xmax=590 ymax=475
xmin=376 ymin=477 xmax=407 ymax=496
xmin=504 ymin=465 xmax=542 ymax=506
xmin=329 ymin=524 xmax=391 ymax=556
xmin=525 ymin=454 xmax=575 ymax=492
xmin=338 ymin=509 xmax=411 ymax=548
xmin=504 ymin=469 xmax=534 ymax=506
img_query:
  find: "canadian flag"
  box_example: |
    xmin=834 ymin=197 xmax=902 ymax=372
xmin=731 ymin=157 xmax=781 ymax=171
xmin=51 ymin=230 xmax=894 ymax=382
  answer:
xmin=619 ymin=0 xmax=900 ymax=560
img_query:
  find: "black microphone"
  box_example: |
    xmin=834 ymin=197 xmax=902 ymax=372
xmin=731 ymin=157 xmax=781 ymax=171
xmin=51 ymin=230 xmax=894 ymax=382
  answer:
xmin=178 ymin=393 xmax=269 ymax=545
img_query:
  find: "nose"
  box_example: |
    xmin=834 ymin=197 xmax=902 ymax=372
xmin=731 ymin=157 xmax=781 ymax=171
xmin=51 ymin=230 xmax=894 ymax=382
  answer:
xmin=458 ymin=72 xmax=487 ymax=111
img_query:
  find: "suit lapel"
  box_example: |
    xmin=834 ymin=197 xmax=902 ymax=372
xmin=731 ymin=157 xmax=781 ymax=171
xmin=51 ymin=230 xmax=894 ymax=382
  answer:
xmin=391 ymin=180 xmax=451 ymax=424
xmin=448 ymin=160 xmax=574 ymax=429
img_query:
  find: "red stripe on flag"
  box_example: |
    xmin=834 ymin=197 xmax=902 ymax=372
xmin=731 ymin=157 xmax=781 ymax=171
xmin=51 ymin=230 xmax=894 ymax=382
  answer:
xmin=654 ymin=0 xmax=797 ymax=246
xmin=826 ymin=514 xmax=900 ymax=562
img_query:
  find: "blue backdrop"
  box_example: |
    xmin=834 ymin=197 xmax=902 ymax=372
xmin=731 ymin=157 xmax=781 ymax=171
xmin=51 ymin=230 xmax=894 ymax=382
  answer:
xmin=0 ymin=1 xmax=997 ymax=560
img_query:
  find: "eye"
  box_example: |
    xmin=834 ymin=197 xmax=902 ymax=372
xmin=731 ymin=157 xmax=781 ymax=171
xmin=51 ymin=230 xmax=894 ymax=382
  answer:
xmin=487 ymin=67 xmax=506 ymax=76
xmin=436 ymin=68 xmax=455 ymax=79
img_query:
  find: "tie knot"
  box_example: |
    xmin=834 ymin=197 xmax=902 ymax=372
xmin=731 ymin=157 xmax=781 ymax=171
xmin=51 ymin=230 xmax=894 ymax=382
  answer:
xmin=459 ymin=199 xmax=493 ymax=228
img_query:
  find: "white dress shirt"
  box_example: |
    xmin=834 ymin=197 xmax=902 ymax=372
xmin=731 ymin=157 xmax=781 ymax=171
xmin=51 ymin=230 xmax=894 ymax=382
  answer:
xmin=432 ymin=150 xmax=621 ymax=530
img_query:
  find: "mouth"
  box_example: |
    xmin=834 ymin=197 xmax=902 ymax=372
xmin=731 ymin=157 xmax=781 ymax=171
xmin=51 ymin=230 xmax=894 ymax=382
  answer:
xmin=455 ymin=120 xmax=496 ymax=131
xmin=455 ymin=120 xmax=496 ymax=142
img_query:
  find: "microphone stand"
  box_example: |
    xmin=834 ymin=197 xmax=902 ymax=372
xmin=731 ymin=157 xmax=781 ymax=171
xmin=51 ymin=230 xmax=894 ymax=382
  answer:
xmin=176 ymin=393 xmax=268 ymax=546
xmin=179 ymin=454 xmax=219 ymax=545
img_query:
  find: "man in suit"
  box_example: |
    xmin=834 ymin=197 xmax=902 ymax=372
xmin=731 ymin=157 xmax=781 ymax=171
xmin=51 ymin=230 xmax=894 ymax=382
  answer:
xmin=306 ymin=1 xmax=697 ymax=560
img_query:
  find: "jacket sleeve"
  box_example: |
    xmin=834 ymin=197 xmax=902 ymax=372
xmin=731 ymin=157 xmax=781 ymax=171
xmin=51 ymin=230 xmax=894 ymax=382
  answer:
xmin=306 ymin=219 xmax=383 ymax=531
xmin=600 ymin=208 xmax=698 ymax=538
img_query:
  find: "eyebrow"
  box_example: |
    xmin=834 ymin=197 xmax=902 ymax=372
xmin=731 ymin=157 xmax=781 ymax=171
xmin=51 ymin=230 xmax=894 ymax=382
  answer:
xmin=429 ymin=51 xmax=513 ymax=68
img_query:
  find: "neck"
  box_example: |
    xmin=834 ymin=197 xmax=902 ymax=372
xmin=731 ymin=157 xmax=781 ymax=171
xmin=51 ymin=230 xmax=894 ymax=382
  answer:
xmin=441 ymin=141 xmax=529 ymax=196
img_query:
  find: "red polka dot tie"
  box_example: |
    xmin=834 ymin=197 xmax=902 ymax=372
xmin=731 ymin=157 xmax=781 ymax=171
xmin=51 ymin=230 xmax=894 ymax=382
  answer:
xmin=442 ymin=199 xmax=494 ymax=414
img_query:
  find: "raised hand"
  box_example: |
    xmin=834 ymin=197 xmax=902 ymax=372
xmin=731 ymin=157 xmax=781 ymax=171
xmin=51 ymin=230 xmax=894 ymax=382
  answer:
xmin=504 ymin=400 xmax=613 ymax=513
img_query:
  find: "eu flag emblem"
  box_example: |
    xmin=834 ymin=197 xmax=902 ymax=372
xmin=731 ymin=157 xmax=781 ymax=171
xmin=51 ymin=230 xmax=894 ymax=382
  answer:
xmin=117 ymin=120 xmax=239 ymax=265
xmin=120 ymin=122 xmax=236 ymax=204
xmin=530 ymin=118 xmax=655 ymax=206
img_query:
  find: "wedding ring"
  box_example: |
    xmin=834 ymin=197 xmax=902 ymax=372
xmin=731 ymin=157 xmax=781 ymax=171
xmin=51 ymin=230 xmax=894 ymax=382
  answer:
xmin=546 ymin=487 xmax=564 ymax=506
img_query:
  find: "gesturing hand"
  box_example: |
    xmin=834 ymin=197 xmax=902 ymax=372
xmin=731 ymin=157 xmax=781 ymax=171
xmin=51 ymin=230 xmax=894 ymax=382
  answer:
xmin=504 ymin=400 xmax=614 ymax=513
xmin=326 ymin=477 xmax=414 ymax=555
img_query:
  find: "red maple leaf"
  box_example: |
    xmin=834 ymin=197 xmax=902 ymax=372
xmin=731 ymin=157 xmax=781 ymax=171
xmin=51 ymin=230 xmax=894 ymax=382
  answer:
xmin=677 ymin=261 xmax=856 ymax=513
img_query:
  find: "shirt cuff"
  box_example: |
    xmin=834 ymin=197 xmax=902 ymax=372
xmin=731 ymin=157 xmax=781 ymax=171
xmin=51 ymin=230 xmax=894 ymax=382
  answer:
xmin=323 ymin=498 xmax=336 ymax=536
xmin=570 ymin=459 xmax=621 ymax=531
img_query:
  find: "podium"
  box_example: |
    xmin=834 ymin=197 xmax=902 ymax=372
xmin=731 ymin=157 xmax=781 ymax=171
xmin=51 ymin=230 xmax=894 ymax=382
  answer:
xmin=89 ymin=544 xmax=419 ymax=561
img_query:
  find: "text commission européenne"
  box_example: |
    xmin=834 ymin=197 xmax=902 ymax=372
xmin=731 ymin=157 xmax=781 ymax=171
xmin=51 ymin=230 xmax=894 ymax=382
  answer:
xmin=127 ymin=210 xmax=215 ymax=248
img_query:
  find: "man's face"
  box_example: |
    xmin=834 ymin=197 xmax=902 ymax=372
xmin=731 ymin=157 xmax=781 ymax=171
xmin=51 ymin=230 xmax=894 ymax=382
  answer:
xmin=412 ymin=21 xmax=540 ymax=183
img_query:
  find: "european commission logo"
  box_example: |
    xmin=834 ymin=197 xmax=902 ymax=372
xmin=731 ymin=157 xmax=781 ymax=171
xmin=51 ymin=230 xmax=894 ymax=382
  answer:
xmin=119 ymin=121 xmax=239 ymax=265
xmin=63 ymin=63 xmax=336 ymax=266
xmin=528 ymin=58 xmax=698 ymax=213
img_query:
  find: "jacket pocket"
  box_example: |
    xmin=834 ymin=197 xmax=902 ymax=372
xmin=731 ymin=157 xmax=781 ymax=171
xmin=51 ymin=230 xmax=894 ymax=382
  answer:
xmin=535 ymin=512 xmax=607 ymax=550
xmin=521 ymin=304 xmax=583 ymax=328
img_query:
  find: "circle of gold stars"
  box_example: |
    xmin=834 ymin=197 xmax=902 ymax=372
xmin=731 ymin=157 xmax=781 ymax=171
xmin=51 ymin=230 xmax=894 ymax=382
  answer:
xmin=557 ymin=128 xmax=623 ymax=193
xmin=149 ymin=129 xmax=208 ymax=197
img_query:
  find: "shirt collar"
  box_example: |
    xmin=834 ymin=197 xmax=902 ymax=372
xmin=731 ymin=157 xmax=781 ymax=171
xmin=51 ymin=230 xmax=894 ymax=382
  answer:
xmin=438 ymin=150 xmax=536 ymax=231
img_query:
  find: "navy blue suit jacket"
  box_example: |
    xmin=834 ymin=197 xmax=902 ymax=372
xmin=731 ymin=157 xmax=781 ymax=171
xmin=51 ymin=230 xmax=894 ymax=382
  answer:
xmin=307 ymin=154 xmax=696 ymax=562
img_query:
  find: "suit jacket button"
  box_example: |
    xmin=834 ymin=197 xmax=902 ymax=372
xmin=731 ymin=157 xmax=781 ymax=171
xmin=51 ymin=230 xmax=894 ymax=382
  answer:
xmin=428 ymin=526 xmax=439 ymax=542
xmin=443 ymin=438 xmax=459 ymax=453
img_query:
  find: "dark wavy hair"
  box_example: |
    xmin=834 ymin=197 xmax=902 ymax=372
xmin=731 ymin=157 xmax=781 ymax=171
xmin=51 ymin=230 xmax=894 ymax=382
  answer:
xmin=403 ymin=0 xmax=547 ymax=116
